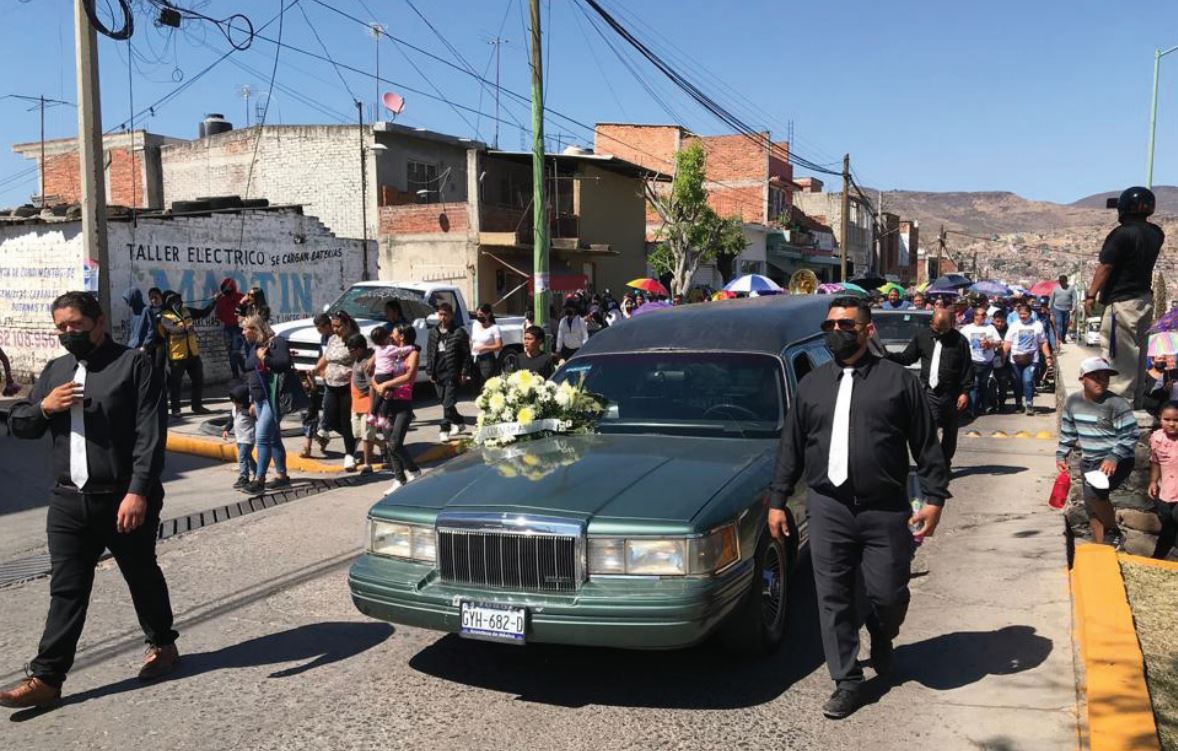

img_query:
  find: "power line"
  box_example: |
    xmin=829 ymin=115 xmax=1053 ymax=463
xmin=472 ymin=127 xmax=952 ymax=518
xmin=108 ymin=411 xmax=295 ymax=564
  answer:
xmin=297 ymin=2 xmax=358 ymax=104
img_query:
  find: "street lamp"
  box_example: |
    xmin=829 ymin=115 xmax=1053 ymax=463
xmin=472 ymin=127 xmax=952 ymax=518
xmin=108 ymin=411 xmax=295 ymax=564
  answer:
xmin=1147 ymin=44 xmax=1178 ymax=189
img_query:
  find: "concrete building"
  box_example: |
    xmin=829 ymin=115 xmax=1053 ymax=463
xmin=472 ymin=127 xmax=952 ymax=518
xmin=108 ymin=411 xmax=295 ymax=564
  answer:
xmin=0 ymin=206 xmax=373 ymax=383
xmin=11 ymin=130 xmax=184 ymax=209
xmin=791 ymin=188 xmax=877 ymax=280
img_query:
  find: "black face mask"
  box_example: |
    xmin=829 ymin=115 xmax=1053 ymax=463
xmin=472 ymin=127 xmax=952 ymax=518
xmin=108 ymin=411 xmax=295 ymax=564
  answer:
xmin=824 ymin=330 xmax=862 ymax=362
xmin=59 ymin=330 xmax=97 ymax=359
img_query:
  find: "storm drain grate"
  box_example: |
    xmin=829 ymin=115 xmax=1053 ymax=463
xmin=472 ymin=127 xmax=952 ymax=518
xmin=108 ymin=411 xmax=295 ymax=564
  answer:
xmin=0 ymin=477 xmax=360 ymax=588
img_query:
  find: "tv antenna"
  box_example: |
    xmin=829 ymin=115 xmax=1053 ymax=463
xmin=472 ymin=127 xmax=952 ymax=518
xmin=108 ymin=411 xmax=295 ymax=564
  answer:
xmin=236 ymin=84 xmax=254 ymax=127
xmin=369 ymin=23 xmax=385 ymax=121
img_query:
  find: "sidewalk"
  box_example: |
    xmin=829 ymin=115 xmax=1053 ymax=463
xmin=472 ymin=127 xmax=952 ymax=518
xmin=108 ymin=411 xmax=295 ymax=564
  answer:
xmin=164 ymin=387 xmax=478 ymax=475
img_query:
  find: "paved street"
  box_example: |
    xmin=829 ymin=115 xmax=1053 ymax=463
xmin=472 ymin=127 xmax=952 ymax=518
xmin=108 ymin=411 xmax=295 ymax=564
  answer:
xmin=0 ymin=380 xmax=1076 ymax=750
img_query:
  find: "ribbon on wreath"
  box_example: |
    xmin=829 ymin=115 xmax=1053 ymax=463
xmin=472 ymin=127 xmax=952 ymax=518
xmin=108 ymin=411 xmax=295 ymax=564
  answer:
xmin=473 ymin=419 xmax=571 ymax=445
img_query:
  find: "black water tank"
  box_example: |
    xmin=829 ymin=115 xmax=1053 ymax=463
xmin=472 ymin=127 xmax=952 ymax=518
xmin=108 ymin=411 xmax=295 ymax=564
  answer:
xmin=199 ymin=114 xmax=232 ymax=139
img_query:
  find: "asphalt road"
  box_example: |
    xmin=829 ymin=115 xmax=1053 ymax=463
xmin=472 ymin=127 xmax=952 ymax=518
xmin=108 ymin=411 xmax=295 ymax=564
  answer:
xmin=0 ymin=406 xmax=1075 ymax=750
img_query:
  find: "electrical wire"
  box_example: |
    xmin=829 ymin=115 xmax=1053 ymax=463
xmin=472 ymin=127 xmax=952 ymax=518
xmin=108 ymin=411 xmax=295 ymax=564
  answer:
xmin=297 ymin=2 xmax=358 ymax=105
xmin=82 ymin=0 xmax=133 ymax=40
xmin=240 ymin=0 xmax=288 ymax=244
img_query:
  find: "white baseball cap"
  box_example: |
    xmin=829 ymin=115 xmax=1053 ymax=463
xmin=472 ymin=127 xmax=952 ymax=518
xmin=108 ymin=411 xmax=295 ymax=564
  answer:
xmin=1079 ymin=356 xmax=1118 ymax=377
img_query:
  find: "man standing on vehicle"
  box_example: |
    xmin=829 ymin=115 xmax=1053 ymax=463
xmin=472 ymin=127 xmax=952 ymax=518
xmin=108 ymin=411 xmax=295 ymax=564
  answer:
xmin=887 ymin=308 xmax=973 ymax=472
xmin=1 ymin=292 xmax=178 ymax=709
xmin=769 ymin=296 xmax=949 ymax=720
xmin=1049 ymin=275 xmax=1076 ymax=346
xmin=426 ymin=302 xmax=471 ymax=442
xmin=1085 ymin=187 xmax=1164 ymax=408
xmin=882 ymin=288 xmax=912 ymax=310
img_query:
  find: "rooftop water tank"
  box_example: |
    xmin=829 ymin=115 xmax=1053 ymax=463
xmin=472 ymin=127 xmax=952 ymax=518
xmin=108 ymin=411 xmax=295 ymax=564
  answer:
xmin=199 ymin=114 xmax=233 ymax=139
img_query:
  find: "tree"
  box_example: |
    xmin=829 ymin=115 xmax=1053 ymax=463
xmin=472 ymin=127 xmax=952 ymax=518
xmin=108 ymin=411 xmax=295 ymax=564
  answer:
xmin=1155 ymin=271 xmax=1168 ymax=314
xmin=646 ymin=142 xmax=748 ymax=295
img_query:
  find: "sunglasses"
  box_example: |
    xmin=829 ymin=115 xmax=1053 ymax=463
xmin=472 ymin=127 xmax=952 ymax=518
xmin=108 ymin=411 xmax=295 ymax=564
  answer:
xmin=820 ymin=319 xmax=860 ymax=332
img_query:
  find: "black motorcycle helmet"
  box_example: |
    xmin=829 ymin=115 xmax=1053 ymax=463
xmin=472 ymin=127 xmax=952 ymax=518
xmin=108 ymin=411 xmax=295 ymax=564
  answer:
xmin=1117 ymin=186 xmax=1156 ymax=218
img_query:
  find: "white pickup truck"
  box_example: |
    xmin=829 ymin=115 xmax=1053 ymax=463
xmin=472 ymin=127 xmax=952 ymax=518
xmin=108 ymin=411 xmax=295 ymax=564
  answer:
xmin=272 ymin=281 xmax=526 ymax=383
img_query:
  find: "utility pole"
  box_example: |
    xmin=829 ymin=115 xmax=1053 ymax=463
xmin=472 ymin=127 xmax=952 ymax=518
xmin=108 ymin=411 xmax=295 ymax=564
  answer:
xmin=876 ymin=189 xmax=883 ymax=275
xmin=1146 ymin=45 xmax=1178 ymax=188
xmin=74 ymin=0 xmax=110 ymax=326
xmin=357 ymin=101 xmax=370 ymax=281
xmin=370 ymin=23 xmax=383 ymax=121
xmin=935 ymin=224 xmax=946 ymax=281
xmin=490 ymin=37 xmax=506 ymax=149
xmin=840 ymin=153 xmax=850 ymax=282
xmin=530 ymin=0 xmax=550 ymax=329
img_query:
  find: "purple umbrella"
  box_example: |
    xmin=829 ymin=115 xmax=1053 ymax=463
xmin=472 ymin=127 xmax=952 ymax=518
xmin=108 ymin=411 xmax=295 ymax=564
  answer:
xmin=1152 ymin=307 xmax=1178 ymax=333
xmin=630 ymin=301 xmax=673 ymax=317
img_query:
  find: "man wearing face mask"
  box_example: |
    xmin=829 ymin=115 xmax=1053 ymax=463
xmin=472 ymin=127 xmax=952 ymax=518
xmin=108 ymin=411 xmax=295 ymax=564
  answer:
xmin=887 ymin=308 xmax=974 ymax=472
xmin=768 ymin=296 xmax=948 ymax=720
xmin=1 ymin=292 xmax=177 ymax=709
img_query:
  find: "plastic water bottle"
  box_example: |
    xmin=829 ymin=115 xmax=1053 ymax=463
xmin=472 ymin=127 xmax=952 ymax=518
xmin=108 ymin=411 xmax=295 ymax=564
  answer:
xmin=907 ymin=472 xmax=926 ymax=544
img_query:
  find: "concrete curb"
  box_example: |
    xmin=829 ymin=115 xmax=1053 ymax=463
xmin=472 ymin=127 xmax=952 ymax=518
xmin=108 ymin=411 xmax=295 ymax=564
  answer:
xmin=1069 ymin=544 xmax=1160 ymax=751
xmin=165 ymin=433 xmax=465 ymax=474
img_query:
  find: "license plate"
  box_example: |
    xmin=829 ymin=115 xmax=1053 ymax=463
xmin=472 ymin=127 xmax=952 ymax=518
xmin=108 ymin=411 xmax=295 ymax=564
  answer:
xmin=459 ymin=601 xmax=527 ymax=643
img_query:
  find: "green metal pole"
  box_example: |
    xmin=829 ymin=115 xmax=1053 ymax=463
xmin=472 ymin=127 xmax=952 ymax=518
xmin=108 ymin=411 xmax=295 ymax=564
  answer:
xmin=529 ymin=0 xmax=550 ymax=331
xmin=1148 ymin=48 xmax=1161 ymax=189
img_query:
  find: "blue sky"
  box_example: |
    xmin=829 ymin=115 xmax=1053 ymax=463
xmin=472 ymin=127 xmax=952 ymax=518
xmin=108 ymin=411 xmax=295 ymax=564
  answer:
xmin=3 ymin=0 xmax=1178 ymax=206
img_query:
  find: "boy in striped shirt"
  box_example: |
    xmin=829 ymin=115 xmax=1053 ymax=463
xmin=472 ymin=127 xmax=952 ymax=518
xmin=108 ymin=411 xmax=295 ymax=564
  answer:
xmin=1057 ymin=356 xmax=1139 ymax=548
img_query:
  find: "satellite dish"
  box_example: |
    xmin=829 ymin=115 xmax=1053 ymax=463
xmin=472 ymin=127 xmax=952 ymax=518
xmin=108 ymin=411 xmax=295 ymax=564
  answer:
xmin=382 ymin=91 xmax=405 ymax=117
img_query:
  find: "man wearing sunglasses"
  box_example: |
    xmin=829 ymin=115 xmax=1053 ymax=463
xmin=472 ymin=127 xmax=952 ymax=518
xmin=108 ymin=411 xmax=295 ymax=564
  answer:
xmin=768 ymin=296 xmax=949 ymax=720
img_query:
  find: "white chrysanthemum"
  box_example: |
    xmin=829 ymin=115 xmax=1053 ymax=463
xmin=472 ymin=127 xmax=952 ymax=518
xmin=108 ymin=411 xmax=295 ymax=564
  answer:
xmin=517 ymin=406 xmax=536 ymax=425
xmin=489 ymin=393 xmax=507 ymax=413
xmin=483 ymin=376 xmax=504 ymax=393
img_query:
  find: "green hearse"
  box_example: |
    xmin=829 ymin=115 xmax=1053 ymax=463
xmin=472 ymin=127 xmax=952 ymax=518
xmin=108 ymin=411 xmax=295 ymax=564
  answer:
xmin=348 ymin=295 xmax=833 ymax=654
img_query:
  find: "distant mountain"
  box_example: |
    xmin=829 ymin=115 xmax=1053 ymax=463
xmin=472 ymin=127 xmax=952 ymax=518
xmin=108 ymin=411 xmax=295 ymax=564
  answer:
xmin=875 ymin=190 xmax=1105 ymax=237
xmin=855 ymin=188 xmax=1177 ymax=293
xmin=1071 ymin=185 xmax=1178 ymax=216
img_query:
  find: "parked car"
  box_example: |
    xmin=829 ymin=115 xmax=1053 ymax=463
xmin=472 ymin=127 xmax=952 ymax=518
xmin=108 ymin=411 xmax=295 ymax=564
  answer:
xmin=1084 ymin=316 xmax=1101 ymax=347
xmin=348 ymin=295 xmax=837 ymax=654
xmin=871 ymin=308 xmax=932 ymax=373
xmin=272 ymin=281 xmax=525 ymax=381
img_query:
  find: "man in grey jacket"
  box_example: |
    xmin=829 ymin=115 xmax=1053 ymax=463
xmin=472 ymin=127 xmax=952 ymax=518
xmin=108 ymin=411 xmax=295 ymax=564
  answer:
xmin=1049 ymin=275 xmax=1077 ymax=345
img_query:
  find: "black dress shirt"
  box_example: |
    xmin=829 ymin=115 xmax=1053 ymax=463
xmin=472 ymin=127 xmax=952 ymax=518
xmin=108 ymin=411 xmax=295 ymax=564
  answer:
xmin=888 ymin=327 xmax=974 ymax=398
xmin=8 ymin=337 xmax=166 ymax=496
xmin=1098 ymin=220 xmax=1164 ymax=304
xmin=769 ymin=353 xmax=950 ymax=508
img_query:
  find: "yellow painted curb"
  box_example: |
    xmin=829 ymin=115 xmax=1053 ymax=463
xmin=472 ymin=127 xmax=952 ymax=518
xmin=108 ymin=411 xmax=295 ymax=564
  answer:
xmin=165 ymin=433 xmax=464 ymax=475
xmin=1070 ymin=544 xmax=1160 ymax=751
xmin=1120 ymin=552 xmax=1178 ymax=572
xmin=1036 ymin=430 xmax=1055 ymax=440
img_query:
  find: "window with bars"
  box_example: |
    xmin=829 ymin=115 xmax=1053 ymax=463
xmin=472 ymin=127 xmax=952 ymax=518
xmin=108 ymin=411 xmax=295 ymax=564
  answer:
xmin=408 ymin=161 xmax=439 ymax=203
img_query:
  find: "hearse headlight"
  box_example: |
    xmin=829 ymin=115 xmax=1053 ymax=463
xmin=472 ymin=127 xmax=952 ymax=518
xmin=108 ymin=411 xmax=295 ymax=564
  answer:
xmin=588 ymin=524 xmax=739 ymax=576
xmin=368 ymin=519 xmax=436 ymax=563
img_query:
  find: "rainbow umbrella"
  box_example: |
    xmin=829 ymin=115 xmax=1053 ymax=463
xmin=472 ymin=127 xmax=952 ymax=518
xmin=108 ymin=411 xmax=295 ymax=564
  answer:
xmin=627 ymin=278 xmax=669 ymax=297
xmin=1149 ymin=331 xmax=1178 ymax=357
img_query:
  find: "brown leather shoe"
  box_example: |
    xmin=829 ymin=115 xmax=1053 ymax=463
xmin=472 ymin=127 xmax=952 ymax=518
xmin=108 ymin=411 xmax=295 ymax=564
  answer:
xmin=0 ymin=676 xmax=61 ymax=709
xmin=138 ymin=643 xmax=180 ymax=682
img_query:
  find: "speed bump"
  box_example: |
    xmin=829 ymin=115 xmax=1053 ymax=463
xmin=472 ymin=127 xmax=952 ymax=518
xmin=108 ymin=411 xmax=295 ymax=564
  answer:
xmin=991 ymin=431 xmax=1009 ymax=439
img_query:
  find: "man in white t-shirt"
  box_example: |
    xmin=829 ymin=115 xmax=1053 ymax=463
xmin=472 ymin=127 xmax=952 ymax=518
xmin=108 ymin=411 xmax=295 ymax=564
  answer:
xmin=961 ymin=306 xmax=1003 ymax=417
xmin=1003 ymin=303 xmax=1054 ymax=416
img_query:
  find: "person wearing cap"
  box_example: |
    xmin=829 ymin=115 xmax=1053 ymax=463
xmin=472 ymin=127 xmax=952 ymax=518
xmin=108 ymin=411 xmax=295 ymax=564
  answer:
xmin=1084 ymin=187 xmax=1164 ymax=408
xmin=1057 ymin=357 xmax=1139 ymax=548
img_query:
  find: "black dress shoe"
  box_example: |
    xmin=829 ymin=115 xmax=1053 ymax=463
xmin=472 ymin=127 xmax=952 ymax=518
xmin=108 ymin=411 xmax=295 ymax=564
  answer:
xmin=870 ymin=637 xmax=895 ymax=678
xmin=190 ymin=406 xmax=212 ymax=415
xmin=822 ymin=686 xmax=864 ymax=719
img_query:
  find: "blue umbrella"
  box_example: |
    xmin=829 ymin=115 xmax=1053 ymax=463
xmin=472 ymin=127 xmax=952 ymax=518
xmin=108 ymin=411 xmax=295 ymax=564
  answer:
xmin=970 ymin=280 xmax=1010 ymax=296
xmin=724 ymin=274 xmax=783 ymax=294
xmin=927 ymin=274 xmax=973 ymax=292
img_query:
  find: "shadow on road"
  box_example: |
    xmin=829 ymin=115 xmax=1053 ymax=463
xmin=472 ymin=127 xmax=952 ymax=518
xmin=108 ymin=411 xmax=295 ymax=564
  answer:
xmin=408 ymin=556 xmax=826 ymax=710
xmin=10 ymin=621 xmax=393 ymax=721
xmin=951 ymin=464 xmax=1028 ymax=479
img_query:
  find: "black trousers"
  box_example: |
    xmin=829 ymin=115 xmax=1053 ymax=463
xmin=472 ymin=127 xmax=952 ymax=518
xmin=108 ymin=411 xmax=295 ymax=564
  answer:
xmin=475 ymin=353 xmax=498 ymax=385
xmin=1154 ymin=499 xmax=1178 ymax=559
xmin=31 ymin=485 xmax=177 ymax=687
xmin=321 ymin=384 xmax=356 ymax=456
xmin=807 ymin=490 xmax=914 ymax=689
xmin=386 ymin=401 xmax=420 ymax=480
xmin=926 ymin=389 xmax=960 ymax=468
xmin=434 ymin=376 xmax=464 ymax=432
xmin=166 ymin=355 xmax=204 ymax=413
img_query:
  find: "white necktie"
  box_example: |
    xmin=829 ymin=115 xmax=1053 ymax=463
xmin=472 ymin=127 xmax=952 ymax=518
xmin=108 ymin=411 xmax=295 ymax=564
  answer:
xmin=828 ymin=367 xmax=854 ymax=487
xmin=70 ymin=362 xmax=88 ymax=489
xmin=929 ymin=339 xmax=943 ymax=390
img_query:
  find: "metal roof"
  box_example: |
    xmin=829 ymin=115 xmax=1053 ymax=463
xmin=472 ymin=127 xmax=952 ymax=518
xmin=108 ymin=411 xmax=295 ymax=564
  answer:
xmin=575 ymin=295 xmax=834 ymax=357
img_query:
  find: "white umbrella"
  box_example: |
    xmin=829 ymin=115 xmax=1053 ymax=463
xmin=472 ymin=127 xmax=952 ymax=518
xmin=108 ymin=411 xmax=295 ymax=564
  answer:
xmin=724 ymin=274 xmax=783 ymax=293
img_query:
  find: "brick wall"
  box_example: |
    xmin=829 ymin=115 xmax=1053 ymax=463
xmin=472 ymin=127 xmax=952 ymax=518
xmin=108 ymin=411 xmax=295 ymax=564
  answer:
xmin=689 ymin=133 xmax=766 ymax=182
xmin=709 ymin=185 xmax=767 ymax=224
xmin=379 ymin=202 xmax=470 ymax=235
xmin=108 ymin=148 xmax=145 ymax=207
xmin=593 ymin=124 xmax=680 ymax=173
xmin=42 ymin=152 xmax=82 ymax=204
